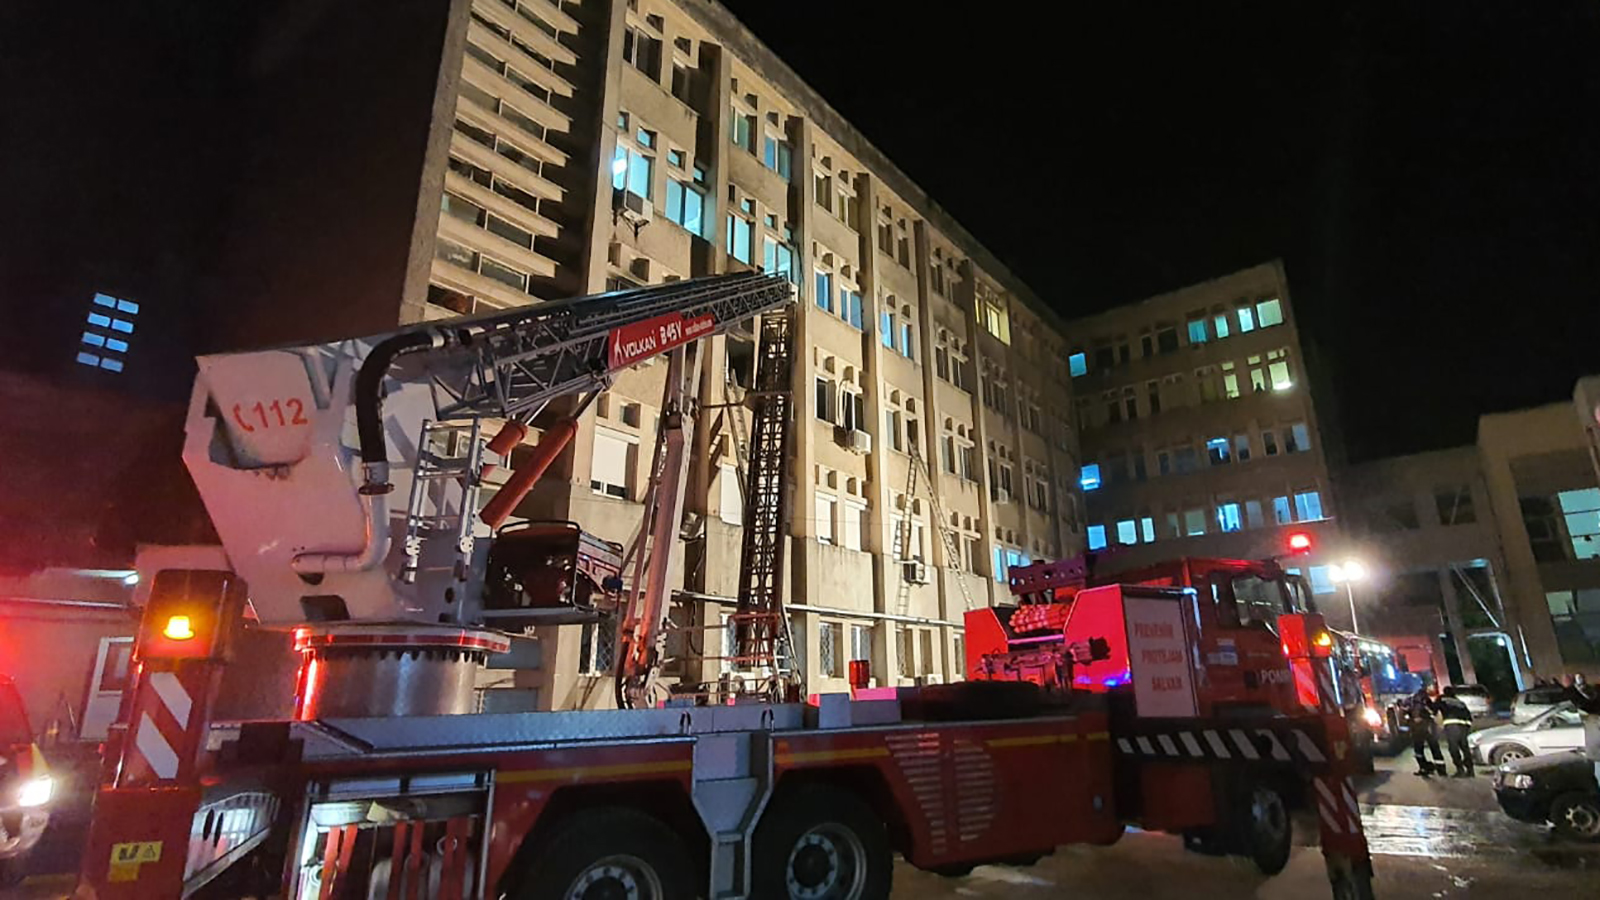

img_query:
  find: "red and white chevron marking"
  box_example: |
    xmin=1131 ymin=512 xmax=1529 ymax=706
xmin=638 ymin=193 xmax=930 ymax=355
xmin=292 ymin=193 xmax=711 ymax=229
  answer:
xmin=125 ymin=669 xmax=196 ymax=784
xmin=1114 ymin=725 xmax=1325 ymax=764
xmin=1315 ymin=660 xmax=1341 ymax=715
xmin=1312 ymin=774 xmax=1363 ymax=836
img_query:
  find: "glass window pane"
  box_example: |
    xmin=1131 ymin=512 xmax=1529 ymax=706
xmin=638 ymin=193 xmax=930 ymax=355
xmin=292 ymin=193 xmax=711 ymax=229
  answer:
xmin=1256 ymin=298 xmax=1284 ymax=327
xmin=1088 ymin=525 xmax=1107 ymax=550
xmin=1238 ymin=307 xmax=1256 ymax=332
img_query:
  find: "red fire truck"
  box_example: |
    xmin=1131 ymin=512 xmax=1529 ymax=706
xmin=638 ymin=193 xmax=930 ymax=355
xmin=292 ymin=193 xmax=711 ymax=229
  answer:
xmin=73 ymin=275 xmax=1372 ymax=899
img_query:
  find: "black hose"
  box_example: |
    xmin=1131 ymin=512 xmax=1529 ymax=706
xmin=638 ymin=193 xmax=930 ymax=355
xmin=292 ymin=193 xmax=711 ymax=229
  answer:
xmin=354 ymin=331 xmax=435 ymax=465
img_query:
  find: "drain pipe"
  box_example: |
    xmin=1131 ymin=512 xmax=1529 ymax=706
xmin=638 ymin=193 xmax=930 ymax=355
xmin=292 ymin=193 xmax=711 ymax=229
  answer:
xmin=293 ymin=330 xmax=441 ymax=575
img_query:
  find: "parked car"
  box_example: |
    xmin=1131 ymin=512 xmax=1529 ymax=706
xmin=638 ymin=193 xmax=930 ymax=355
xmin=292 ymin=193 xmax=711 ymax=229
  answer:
xmin=1469 ymin=702 xmax=1587 ymax=766
xmin=1494 ymin=750 xmax=1600 ymax=841
xmin=1443 ymin=683 xmax=1494 ymax=718
xmin=1512 ymin=685 xmax=1570 ymax=724
xmin=0 ymin=675 xmax=52 ymax=884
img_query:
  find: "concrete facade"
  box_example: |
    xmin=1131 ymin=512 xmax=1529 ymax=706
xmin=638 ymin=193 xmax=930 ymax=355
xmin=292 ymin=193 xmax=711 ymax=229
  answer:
xmin=359 ymin=0 xmax=1087 ymax=707
xmin=1341 ymin=447 xmax=1520 ymax=688
xmin=1477 ymin=394 xmax=1600 ymax=679
xmin=1065 ymin=262 xmax=1346 ymax=606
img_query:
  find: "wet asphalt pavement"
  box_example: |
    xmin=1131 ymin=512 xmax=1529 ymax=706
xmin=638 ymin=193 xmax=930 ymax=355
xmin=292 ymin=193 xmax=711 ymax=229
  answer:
xmin=7 ymin=743 xmax=1597 ymax=898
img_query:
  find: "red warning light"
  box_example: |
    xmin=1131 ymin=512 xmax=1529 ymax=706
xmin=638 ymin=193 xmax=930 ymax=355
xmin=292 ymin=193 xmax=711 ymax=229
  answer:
xmin=1287 ymin=532 xmax=1313 ymax=554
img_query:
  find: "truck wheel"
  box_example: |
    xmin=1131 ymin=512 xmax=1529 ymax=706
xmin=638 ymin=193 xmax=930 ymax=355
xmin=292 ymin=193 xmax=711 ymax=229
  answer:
xmin=753 ymin=784 xmax=892 ymax=900
xmin=1490 ymin=743 xmax=1532 ymax=766
xmin=517 ymin=807 xmax=693 ymax=900
xmin=1550 ymin=792 xmax=1600 ymax=842
xmin=1238 ymin=782 xmax=1292 ymax=876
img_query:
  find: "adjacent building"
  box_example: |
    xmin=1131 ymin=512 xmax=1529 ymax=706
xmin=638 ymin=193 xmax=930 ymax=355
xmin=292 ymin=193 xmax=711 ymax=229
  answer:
xmin=1477 ymin=388 xmax=1600 ymax=679
xmin=1066 ymin=262 xmax=1346 ymax=600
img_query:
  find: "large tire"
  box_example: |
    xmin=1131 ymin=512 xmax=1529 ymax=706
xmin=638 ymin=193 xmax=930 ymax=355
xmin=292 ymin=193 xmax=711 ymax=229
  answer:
xmin=752 ymin=784 xmax=893 ymax=900
xmin=1550 ymin=792 xmax=1600 ymax=842
xmin=1490 ymin=743 xmax=1533 ymax=766
xmin=516 ymin=807 xmax=694 ymax=900
xmin=1237 ymin=781 xmax=1292 ymax=876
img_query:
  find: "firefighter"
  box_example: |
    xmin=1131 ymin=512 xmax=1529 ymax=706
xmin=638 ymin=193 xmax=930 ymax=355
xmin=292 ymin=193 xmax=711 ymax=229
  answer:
xmin=1431 ymin=686 xmax=1475 ymax=777
xmin=1403 ymin=686 xmax=1445 ymax=777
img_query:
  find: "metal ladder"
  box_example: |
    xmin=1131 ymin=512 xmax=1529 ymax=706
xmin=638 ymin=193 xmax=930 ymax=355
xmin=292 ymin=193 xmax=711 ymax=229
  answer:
xmin=892 ymin=444 xmax=976 ymax=617
xmin=400 ymin=419 xmax=486 ymax=588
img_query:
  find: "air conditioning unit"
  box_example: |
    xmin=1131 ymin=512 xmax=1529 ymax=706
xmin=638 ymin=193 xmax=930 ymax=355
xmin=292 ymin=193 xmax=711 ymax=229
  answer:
xmin=613 ymin=188 xmax=653 ymax=226
xmin=834 ymin=426 xmax=871 ymax=454
xmin=902 ymin=559 xmax=929 ymax=585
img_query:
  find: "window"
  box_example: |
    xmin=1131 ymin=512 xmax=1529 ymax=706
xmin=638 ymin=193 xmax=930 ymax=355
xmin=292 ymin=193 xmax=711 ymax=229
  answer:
xmin=1559 ymin=488 xmax=1600 ymax=560
xmin=77 ymin=292 xmax=139 ymax=373
xmin=663 ymin=178 xmax=706 ymax=236
xmin=1435 ymin=486 xmax=1476 ymax=525
xmin=719 ymin=465 xmax=742 ymax=525
xmin=1175 ymin=446 xmax=1198 ymax=473
xmin=622 ymin=25 xmax=661 ymax=78
xmin=762 ymin=238 xmax=796 ymax=283
xmin=480 ymin=255 xmax=529 ymax=292
xmin=1216 ymin=502 xmax=1242 ymax=533
xmin=1247 ymin=355 xmax=1267 ymax=393
xmin=1156 ymin=328 xmax=1179 ymax=354
xmin=1221 ymin=362 xmax=1240 ymax=399
xmin=1140 ymin=517 xmax=1156 ymax=543
xmin=1187 ymin=318 xmax=1208 ymax=344
xmin=1267 ymin=349 xmax=1292 ymax=391
xmin=1206 ymin=437 xmax=1231 ymax=466
xmin=1183 ymin=509 xmax=1207 ymax=536
xmin=842 ymin=502 xmax=865 ymax=551
xmin=762 ymin=135 xmax=793 ymax=181
xmin=841 ymin=289 xmax=863 ymax=329
xmin=1273 ymin=496 xmax=1292 ymax=525
xmin=1196 ymin=366 xmax=1219 ymax=403
xmin=1213 ymin=314 xmax=1231 ymax=339
xmin=726 ymin=214 xmax=753 ymax=263
xmin=1245 ymin=500 xmax=1264 ymax=529
xmin=1147 ymin=381 xmax=1162 ymax=414
xmin=1116 ymin=520 xmax=1138 ymax=545
xmin=1377 ymin=499 xmax=1420 ymax=531
xmin=814 ymin=270 xmax=833 ymax=313
xmin=851 ymin=624 xmax=873 ymax=666
xmin=1545 ymin=589 xmax=1600 ymax=664
xmin=590 ymin=428 xmax=632 ymax=499
xmin=880 ymin=309 xmax=895 ymax=349
xmin=815 ymin=494 xmax=836 ymax=543
xmin=1088 ymin=525 xmax=1108 ymax=550
xmin=979 ymin=293 xmax=1010 ymax=343
xmin=839 ymin=390 xmax=865 ymax=433
xmin=814 ymin=376 xmax=835 ymax=422
xmin=1294 ymin=490 xmax=1324 ymax=521
xmin=885 ymin=409 xmax=903 ymax=452
xmin=1234 ymin=434 xmax=1251 ymax=463
xmin=1238 ymin=306 xmax=1256 ymax=332
xmin=1263 ymin=430 xmax=1279 ymax=456
xmin=732 ymin=107 xmax=754 ymax=151
xmin=1157 ymin=451 xmax=1171 ymax=476
xmin=819 ymin=622 xmax=842 ymax=677
xmin=935 ymin=344 xmax=950 ymax=381
xmin=815 ymin=173 xmax=833 ymax=212
xmin=1308 ymin=565 xmax=1334 ymax=595
xmin=577 ymin=614 xmax=617 ymax=675
xmin=1288 ymin=422 xmax=1311 ymax=453
xmin=1256 ymin=298 xmax=1284 ymax=328
xmin=612 ymin=137 xmax=653 ymax=201
xmin=898 ymin=319 xmax=915 ymax=360
xmin=1080 ymin=464 xmax=1102 ymax=491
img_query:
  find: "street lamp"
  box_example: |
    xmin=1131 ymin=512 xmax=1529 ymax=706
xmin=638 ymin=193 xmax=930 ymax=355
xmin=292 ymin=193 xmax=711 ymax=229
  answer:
xmin=1328 ymin=560 xmax=1368 ymax=634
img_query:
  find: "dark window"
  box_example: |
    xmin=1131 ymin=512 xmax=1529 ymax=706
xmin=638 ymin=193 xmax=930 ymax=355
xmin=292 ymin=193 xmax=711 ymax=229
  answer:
xmin=1156 ymin=328 xmax=1179 ymax=354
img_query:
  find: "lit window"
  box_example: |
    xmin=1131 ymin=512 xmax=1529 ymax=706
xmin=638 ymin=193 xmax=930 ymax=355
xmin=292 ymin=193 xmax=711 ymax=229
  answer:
xmin=815 ymin=494 xmax=836 ymax=544
xmin=1068 ymin=352 xmax=1087 ymax=377
xmin=79 ymin=292 xmax=137 ymax=375
xmin=1116 ymin=520 xmax=1138 ymax=545
xmin=1256 ymin=298 xmax=1284 ymax=327
xmin=663 ymin=179 xmax=706 ymax=236
xmin=590 ymin=428 xmax=632 ymax=499
xmin=1080 ymin=464 xmax=1102 ymax=491
xmin=1294 ymin=491 xmax=1324 ymax=521
xmin=1140 ymin=517 xmax=1156 ymax=543
xmin=1273 ymin=496 xmax=1292 ymax=525
xmin=1308 ymin=565 xmax=1335 ymax=595
xmin=1289 ymin=422 xmax=1311 ymax=453
xmin=1213 ymin=314 xmax=1230 ymax=339
xmin=1087 ymin=525 xmax=1107 ymax=551
xmin=1206 ymin=437 xmax=1231 ymax=466
xmin=726 ymin=216 xmax=753 ymax=263
xmin=880 ymin=310 xmax=894 ymax=349
xmin=840 ymin=290 xmax=863 ymax=330
xmin=1216 ymin=502 xmax=1242 ymax=533
xmin=1557 ymin=488 xmax=1600 ymax=560
xmin=1183 ymin=509 xmax=1207 ymax=536
xmin=1187 ymin=319 xmax=1208 ymax=344
xmin=1238 ymin=307 xmax=1256 ymax=332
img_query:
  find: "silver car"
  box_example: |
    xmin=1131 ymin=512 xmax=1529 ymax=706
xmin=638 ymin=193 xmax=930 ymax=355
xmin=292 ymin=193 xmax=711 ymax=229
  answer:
xmin=1511 ymin=685 xmax=1569 ymax=724
xmin=1444 ymin=683 xmax=1494 ymax=718
xmin=1469 ymin=702 xmax=1587 ymax=766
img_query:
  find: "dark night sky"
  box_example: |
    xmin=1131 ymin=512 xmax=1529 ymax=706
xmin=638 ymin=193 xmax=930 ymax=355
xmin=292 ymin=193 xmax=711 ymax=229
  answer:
xmin=722 ymin=0 xmax=1600 ymax=461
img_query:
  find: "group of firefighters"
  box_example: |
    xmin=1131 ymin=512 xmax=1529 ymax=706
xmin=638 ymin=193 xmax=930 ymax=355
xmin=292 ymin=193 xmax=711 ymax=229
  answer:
xmin=1401 ymin=674 xmax=1600 ymax=779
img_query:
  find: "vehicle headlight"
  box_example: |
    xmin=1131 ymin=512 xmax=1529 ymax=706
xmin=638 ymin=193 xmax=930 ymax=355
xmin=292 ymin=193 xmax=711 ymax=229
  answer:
xmin=1503 ymin=773 xmax=1533 ymax=790
xmin=16 ymin=775 xmax=52 ymax=808
xmin=1362 ymin=707 xmax=1383 ymax=728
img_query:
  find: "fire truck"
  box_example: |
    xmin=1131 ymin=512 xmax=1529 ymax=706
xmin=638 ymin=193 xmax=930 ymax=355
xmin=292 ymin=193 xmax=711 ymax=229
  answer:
xmin=75 ymin=274 xmax=1374 ymax=899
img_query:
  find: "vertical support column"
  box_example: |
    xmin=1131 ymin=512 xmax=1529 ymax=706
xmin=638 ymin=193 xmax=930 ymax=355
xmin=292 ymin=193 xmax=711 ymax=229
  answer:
xmin=958 ymin=264 xmax=1000 ymax=606
xmin=1437 ymin=566 xmax=1478 ymax=685
xmin=855 ymin=174 xmax=897 ymax=680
